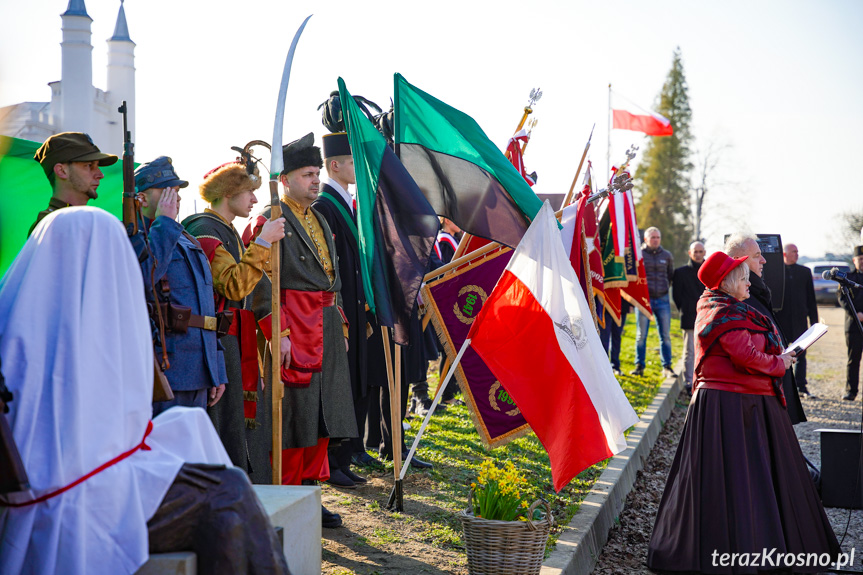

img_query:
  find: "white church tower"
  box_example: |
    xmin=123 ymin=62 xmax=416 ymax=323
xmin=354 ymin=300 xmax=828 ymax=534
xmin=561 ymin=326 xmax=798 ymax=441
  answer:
xmin=0 ymin=0 xmax=135 ymax=154
xmin=107 ymin=0 xmax=135 ymax=145
xmin=59 ymin=0 xmax=93 ymax=134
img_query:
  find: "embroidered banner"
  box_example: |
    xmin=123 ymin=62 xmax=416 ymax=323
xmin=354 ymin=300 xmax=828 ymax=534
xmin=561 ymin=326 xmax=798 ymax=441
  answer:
xmin=422 ymin=246 xmax=531 ymax=448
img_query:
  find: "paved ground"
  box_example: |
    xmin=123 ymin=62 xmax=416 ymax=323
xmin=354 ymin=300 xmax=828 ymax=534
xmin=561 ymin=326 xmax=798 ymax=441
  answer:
xmin=592 ymin=304 xmax=863 ymax=574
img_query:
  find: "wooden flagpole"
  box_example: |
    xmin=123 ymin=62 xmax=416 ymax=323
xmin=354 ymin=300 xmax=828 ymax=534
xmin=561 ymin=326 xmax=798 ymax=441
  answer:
xmin=561 ymin=125 xmax=595 ymax=209
xmin=382 ymin=328 xmax=404 ymax=511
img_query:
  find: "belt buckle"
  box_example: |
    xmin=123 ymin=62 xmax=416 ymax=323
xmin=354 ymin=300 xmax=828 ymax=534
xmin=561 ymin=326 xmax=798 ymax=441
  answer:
xmin=204 ymin=316 xmax=217 ymax=331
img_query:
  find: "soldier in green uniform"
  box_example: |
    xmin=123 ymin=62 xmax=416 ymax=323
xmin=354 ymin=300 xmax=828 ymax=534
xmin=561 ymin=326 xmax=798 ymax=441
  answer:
xmin=30 ymin=132 xmax=118 ymax=235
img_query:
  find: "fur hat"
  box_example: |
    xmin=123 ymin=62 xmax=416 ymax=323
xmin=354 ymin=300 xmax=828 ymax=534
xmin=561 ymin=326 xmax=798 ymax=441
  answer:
xmin=281 ymin=133 xmax=322 ymax=175
xmin=199 ymin=162 xmax=261 ymax=203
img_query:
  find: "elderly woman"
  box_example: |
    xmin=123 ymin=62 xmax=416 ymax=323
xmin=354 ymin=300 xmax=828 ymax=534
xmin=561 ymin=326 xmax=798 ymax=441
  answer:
xmin=647 ymin=251 xmax=840 ymax=574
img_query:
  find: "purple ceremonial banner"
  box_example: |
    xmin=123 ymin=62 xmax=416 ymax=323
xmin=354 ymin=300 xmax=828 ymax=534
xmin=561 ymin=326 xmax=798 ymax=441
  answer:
xmin=422 ymin=247 xmax=531 ymax=448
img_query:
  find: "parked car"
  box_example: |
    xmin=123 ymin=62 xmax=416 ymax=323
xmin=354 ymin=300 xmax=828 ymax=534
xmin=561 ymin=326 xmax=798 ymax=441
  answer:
xmin=805 ymin=261 xmax=851 ymax=306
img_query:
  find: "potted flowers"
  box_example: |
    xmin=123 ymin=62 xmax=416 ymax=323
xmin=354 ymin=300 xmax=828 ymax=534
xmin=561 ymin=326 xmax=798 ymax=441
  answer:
xmin=459 ymin=460 xmax=552 ymax=575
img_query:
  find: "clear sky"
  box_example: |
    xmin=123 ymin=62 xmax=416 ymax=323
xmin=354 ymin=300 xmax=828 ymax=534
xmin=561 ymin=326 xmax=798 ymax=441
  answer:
xmin=2 ymin=0 xmax=861 ymax=258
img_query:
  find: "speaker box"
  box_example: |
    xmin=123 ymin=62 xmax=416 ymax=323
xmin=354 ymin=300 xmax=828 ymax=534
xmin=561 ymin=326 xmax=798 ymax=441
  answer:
xmin=818 ymin=428 xmax=863 ymax=509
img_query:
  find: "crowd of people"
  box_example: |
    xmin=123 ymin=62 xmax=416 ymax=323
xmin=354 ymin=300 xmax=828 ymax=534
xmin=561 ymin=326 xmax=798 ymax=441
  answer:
xmin=1 ymin=126 xmax=463 ymax=573
xmin=3 ymin=127 xmax=857 ymax=574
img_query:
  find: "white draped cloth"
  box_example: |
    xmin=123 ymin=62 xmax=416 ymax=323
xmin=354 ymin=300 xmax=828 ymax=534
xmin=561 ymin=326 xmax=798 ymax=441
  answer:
xmin=0 ymin=207 xmax=231 ymax=575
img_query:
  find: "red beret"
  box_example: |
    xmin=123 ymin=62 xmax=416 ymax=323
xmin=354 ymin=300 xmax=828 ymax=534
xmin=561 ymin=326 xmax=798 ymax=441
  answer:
xmin=698 ymin=251 xmax=749 ymax=290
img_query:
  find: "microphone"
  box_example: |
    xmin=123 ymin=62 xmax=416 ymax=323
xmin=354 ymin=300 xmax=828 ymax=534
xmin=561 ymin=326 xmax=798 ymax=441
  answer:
xmin=822 ymin=268 xmax=863 ymax=290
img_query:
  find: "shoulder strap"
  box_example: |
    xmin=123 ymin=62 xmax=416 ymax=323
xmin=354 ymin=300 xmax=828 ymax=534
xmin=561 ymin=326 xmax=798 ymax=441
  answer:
xmin=318 ymin=190 xmax=359 ymax=245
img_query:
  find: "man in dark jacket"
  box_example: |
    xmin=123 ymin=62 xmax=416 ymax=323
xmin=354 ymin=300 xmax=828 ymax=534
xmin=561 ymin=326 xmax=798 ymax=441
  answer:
xmin=838 ymin=246 xmax=863 ymax=401
xmin=312 ymin=132 xmax=376 ymax=488
xmin=726 ymin=233 xmax=806 ymax=423
xmin=775 ymin=243 xmax=819 ymax=397
xmin=672 ymin=241 xmax=706 ymax=392
xmin=632 ymin=227 xmax=675 ymax=378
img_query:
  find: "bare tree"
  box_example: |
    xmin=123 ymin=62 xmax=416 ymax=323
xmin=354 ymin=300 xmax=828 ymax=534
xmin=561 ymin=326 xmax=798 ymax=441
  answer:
xmin=690 ymin=138 xmax=733 ymax=242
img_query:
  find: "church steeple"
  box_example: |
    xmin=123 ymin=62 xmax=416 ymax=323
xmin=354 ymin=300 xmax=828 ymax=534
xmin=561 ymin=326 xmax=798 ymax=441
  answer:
xmin=62 ymin=0 xmax=91 ymax=20
xmin=109 ymin=0 xmax=133 ymax=44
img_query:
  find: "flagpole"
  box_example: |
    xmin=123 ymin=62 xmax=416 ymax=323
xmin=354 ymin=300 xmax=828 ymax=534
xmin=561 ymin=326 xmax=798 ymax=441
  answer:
xmin=561 ymin=124 xmax=594 ymax=209
xmin=452 ymin=89 xmax=540 ymax=262
xmin=382 ymin=328 xmax=404 ymax=511
xmin=607 ymin=83 xmax=612 ymax=182
xmin=401 ymin=339 xmax=471 ymax=479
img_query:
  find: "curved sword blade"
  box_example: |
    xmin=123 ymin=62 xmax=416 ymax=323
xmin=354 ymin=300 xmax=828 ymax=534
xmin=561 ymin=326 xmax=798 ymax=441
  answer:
xmin=269 ymin=14 xmax=313 ymax=179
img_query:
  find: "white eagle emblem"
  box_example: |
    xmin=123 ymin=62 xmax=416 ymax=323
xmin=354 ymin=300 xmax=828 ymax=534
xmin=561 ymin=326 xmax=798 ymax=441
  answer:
xmin=554 ymin=316 xmax=588 ymax=351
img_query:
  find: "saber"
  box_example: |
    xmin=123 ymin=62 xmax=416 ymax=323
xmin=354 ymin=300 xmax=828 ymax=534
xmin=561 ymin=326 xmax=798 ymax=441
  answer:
xmin=268 ymin=14 xmax=312 ymax=486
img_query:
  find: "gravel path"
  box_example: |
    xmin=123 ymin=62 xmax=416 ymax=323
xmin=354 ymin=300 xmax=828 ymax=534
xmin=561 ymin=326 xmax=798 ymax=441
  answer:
xmin=592 ymin=305 xmax=863 ymax=574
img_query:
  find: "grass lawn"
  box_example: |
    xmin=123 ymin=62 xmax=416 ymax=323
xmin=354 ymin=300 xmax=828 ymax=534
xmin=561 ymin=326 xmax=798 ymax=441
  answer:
xmin=368 ymin=314 xmax=683 ymax=556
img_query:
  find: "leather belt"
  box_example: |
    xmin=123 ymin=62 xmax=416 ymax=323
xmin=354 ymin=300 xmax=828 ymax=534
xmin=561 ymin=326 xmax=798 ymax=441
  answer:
xmin=188 ymin=314 xmax=218 ymax=331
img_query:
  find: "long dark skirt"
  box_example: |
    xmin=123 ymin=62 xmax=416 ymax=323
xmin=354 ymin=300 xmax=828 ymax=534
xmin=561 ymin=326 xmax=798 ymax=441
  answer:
xmin=647 ymin=389 xmax=840 ymax=574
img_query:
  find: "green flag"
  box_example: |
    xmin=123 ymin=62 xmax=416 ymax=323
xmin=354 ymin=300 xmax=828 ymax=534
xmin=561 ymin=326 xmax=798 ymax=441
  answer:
xmin=338 ymin=78 xmax=439 ymax=345
xmin=394 ymin=73 xmax=543 ymax=249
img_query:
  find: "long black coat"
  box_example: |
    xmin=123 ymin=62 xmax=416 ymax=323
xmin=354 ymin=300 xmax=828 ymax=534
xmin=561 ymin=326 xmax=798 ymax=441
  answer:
xmin=775 ymin=263 xmax=818 ymax=341
xmin=313 ymin=185 xmax=371 ymax=397
xmin=672 ymin=259 xmax=704 ymax=330
xmin=744 ymin=273 xmax=806 ymax=425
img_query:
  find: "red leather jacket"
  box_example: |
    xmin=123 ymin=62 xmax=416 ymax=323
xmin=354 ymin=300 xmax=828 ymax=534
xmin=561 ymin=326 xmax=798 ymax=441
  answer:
xmin=695 ymin=329 xmax=786 ymax=397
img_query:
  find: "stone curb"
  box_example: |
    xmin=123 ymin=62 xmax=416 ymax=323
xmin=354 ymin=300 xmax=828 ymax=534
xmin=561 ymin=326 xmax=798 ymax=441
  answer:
xmin=540 ymin=368 xmax=684 ymax=575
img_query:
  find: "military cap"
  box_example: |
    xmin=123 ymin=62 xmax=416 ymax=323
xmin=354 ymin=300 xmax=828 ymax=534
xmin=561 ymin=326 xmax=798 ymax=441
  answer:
xmin=281 ymin=133 xmax=322 ymax=175
xmin=322 ymin=132 xmax=351 ymax=159
xmin=34 ymin=132 xmax=118 ymax=177
xmin=854 ymin=246 xmax=863 ymax=257
xmin=134 ymin=156 xmax=189 ymax=193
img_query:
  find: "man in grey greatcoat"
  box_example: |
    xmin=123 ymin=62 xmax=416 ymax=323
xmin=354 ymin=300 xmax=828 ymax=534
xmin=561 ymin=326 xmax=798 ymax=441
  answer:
xmin=249 ymin=133 xmax=357 ymax=529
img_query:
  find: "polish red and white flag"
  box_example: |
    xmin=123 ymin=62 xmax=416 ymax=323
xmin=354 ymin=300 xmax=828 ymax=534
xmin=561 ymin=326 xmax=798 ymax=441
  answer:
xmin=468 ymin=202 xmax=638 ymax=491
xmin=612 ymin=109 xmax=673 ymax=136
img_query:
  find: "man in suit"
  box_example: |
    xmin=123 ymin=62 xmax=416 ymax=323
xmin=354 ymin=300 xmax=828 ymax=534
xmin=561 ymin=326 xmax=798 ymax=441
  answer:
xmin=775 ymin=243 xmax=819 ymax=397
xmin=672 ymin=241 xmax=706 ymax=393
xmin=134 ymin=156 xmax=227 ymax=416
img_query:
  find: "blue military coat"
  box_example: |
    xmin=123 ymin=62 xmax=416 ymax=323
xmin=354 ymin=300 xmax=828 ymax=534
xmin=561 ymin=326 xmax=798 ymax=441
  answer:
xmin=139 ymin=215 xmax=227 ymax=391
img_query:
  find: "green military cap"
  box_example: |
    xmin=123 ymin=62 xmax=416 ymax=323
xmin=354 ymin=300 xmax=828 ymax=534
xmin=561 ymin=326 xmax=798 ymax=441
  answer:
xmin=34 ymin=132 xmax=118 ymax=177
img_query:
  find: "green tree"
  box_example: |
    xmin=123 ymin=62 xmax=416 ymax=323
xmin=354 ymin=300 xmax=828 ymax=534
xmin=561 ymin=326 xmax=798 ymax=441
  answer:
xmin=634 ymin=47 xmax=693 ymax=263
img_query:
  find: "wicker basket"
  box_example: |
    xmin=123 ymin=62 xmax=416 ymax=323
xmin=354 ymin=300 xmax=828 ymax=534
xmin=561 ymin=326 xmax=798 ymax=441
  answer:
xmin=458 ymin=497 xmax=552 ymax=575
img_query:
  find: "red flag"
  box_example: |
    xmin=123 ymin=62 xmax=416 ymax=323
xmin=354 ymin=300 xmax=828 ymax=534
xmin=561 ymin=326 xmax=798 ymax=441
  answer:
xmin=612 ymin=109 xmax=673 ymax=137
xmin=469 ymin=203 xmax=638 ymax=491
xmin=505 ymin=129 xmax=536 ymax=186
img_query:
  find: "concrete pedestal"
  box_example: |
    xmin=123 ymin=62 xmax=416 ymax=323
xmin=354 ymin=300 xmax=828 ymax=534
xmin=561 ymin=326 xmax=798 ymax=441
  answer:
xmin=136 ymin=485 xmax=321 ymax=575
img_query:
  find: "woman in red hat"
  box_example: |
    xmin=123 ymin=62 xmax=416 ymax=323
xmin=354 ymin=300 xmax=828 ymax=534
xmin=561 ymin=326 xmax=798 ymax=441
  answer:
xmin=647 ymin=251 xmax=840 ymax=573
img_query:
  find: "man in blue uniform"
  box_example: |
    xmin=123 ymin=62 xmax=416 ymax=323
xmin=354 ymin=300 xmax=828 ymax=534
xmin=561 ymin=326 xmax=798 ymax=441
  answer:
xmin=134 ymin=156 xmax=227 ymax=415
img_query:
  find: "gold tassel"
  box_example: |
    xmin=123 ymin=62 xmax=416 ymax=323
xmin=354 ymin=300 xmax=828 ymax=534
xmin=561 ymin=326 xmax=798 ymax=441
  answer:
xmin=243 ymin=390 xmax=258 ymax=401
xmin=245 ymin=418 xmax=259 ymax=429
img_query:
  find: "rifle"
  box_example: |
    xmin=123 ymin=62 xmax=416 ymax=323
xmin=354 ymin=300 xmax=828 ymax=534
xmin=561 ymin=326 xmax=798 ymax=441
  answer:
xmin=116 ymin=103 xmax=173 ymax=403
xmin=0 ymin=358 xmax=30 ymax=496
xmin=118 ymin=101 xmax=138 ymax=236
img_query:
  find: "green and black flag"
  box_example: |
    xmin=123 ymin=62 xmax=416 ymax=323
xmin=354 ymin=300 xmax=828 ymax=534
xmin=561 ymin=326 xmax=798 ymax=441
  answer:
xmin=394 ymin=73 xmax=543 ymax=249
xmin=338 ymin=78 xmax=439 ymax=346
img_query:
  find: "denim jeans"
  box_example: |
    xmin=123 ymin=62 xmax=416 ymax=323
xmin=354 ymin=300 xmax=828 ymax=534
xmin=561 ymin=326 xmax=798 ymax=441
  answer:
xmin=600 ymin=308 xmax=628 ymax=370
xmin=635 ymin=294 xmax=672 ymax=368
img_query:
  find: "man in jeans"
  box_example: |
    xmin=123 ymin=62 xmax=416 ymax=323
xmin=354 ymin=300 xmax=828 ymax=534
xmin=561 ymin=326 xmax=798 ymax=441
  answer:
xmin=631 ymin=227 xmax=675 ymax=378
